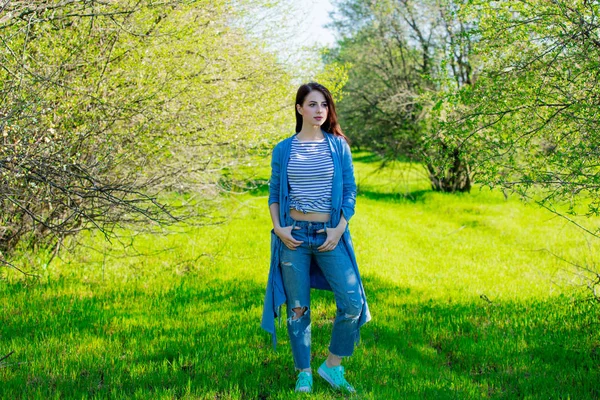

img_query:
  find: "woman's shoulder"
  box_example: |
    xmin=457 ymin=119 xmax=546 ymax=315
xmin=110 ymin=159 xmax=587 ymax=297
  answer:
xmin=325 ymin=132 xmax=351 ymax=151
xmin=324 ymin=131 xmax=345 ymax=141
xmin=271 ymin=134 xmax=296 ymax=159
xmin=274 ymin=134 xmax=297 ymax=148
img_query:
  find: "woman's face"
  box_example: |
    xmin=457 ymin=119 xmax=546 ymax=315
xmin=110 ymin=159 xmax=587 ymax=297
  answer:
xmin=296 ymin=90 xmax=328 ymax=127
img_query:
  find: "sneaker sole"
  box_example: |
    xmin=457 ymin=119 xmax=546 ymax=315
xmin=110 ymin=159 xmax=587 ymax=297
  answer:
xmin=317 ymin=366 xmax=356 ymax=393
xmin=317 ymin=366 xmax=338 ymax=389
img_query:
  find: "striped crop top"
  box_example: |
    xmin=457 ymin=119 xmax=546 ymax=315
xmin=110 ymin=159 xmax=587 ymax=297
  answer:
xmin=287 ymin=136 xmax=334 ymax=214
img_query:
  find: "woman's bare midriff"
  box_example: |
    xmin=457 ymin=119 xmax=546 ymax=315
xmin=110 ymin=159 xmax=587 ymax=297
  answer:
xmin=290 ymin=208 xmax=330 ymax=222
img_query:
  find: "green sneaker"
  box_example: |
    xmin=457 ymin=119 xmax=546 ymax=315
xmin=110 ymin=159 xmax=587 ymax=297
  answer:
xmin=317 ymin=361 xmax=356 ymax=393
xmin=295 ymin=371 xmax=313 ymax=393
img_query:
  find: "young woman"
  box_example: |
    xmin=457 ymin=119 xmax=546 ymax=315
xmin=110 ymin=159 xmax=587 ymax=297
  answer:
xmin=261 ymin=82 xmax=371 ymax=393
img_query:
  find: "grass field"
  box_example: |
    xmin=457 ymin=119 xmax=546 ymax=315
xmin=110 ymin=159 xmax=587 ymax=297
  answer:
xmin=1 ymin=152 xmax=599 ymax=399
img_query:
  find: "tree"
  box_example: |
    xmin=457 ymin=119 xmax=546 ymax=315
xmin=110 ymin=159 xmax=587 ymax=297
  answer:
xmin=435 ymin=0 xmax=600 ymax=224
xmin=327 ymin=0 xmax=476 ymax=192
xmin=428 ymin=0 xmax=600 ymax=300
xmin=0 ymin=0 xmax=291 ymax=269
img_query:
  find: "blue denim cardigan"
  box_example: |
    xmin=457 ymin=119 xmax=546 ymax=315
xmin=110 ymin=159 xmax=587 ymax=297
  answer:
xmin=261 ymin=131 xmax=371 ymax=348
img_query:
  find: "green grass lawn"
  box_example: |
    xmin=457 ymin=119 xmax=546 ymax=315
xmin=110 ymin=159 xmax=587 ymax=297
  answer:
xmin=1 ymin=152 xmax=599 ymax=399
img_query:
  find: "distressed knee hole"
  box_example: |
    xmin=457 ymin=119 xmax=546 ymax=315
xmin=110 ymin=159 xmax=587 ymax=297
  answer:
xmin=282 ymin=261 xmax=292 ymax=267
xmin=291 ymin=306 xmax=308 ymax=321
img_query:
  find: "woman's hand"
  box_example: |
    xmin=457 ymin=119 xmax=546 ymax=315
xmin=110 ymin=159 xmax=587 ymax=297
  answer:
xmin=317 ymin=226 xmax=344 ymax=252
xmin=275 ymin=225 xmax=303 ymax=250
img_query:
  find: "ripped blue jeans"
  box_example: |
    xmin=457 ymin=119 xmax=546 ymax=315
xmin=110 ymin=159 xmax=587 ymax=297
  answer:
xmin=280 ymin=220 xmax=363 ymax=370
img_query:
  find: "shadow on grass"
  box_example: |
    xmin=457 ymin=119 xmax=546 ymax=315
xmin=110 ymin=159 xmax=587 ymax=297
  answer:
xmin=357 ymin=188 xmax=432 ymax=204
xmin=351 ymin=152 xmax=383 ymax=163
xmin=1 ymin=274 xmax=598 ymax=399
xmin=359 ymin=274 xmax=600 ymax=399
xmin=245 ymin=184 xmax=435 ymax=203
xmin=351 ymin=151 xmax=415 ymax=164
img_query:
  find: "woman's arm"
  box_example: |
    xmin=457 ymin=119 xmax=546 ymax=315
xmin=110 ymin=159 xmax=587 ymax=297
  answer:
xmin=268 ymin=144 xmax=303 ymax=250
xmin=270 ymin=202 xmax=303 ymax=250
xmin=317 ymin=139 xmax=354 ymax=252
xmin=269 ymin=202 xmax=282 ymax=231
xmin=268 ymin=145 xmax=281 ymax=207
xmin=340 ymin=140 xmax=357 ymax=222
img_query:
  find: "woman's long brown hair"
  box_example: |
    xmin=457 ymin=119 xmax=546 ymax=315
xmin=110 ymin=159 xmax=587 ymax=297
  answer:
xmin=295 ymin=82 xmax=349 ymax=143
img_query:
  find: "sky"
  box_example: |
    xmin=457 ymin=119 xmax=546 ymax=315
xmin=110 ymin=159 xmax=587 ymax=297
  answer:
xmin=299 ymin=0 xmax=336 ymax=47
xmin=246 ymin=0 xmax=338 ymax=74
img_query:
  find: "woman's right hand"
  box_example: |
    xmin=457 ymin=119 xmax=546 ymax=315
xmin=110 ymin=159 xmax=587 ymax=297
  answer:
xmin=274 ymin=225 xmax=303 ymax=250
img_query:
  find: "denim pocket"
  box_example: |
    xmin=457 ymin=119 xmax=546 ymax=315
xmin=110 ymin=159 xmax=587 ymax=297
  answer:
xmin=290 ymin=227 xmax=306 ymax=242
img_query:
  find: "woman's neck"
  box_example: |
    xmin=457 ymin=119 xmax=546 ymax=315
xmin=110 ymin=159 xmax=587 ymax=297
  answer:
xmin=297 ymin=125 xmax=324 ymax=141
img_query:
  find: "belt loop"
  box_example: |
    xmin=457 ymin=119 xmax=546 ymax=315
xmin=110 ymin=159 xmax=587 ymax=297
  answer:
xmin=324 ymin=221 xmax=327 ymax=234
xmin=291 ymin=220 xmax=297 ymax=230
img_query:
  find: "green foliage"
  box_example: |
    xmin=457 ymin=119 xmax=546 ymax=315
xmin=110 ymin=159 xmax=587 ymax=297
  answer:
xmin=0 ymin=0 xmax=292 ymax=257
xmin=313 ymin=59 xmax=350 ymax=103
xmin=327 ymin=0 xmax=428 ymax=155
xmin=1 ymin=155 xmax=599 ymax=398
xmin=327 ymin=0 xmax=476 ymax=192
xmin=435 ymin=0 xmax=600 ymax=224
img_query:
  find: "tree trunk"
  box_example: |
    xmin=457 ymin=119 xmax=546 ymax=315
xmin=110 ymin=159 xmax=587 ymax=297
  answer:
xmin=426 ymin=147 xmax=471 ymax=193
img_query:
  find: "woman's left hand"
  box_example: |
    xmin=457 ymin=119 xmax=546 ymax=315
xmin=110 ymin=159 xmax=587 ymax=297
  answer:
xmin=316 ymin=226 xmax=344 ymax=252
